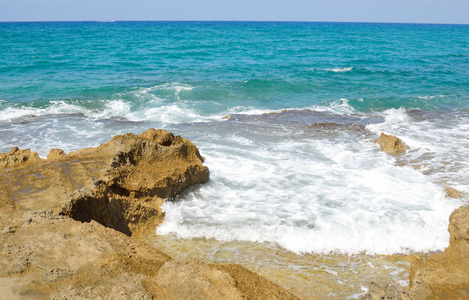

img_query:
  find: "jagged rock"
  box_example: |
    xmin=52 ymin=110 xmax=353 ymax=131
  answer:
xmin=0 ymin=129 xmax=297 ymax=299
xmin=46 ymin=148 xmax=66 ymax=161
xmin=0 ymin=128 xmax=210 ymax=236
xmin=0 ymin=146 xmax=42 ymax=168
xmin=444 ymin=187 xmax=463 ymax=199
xmin=361 ymin=282 xmax=406 ymax=300
xmin=156 ymin=259 xmax=299 ymax=300
xmin=407 ymin=206 xmax=469 ymax=299
xmin=375 ymin=133 xmax=407 ymax=155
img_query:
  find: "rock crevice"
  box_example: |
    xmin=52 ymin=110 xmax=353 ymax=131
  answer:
xmin=0 ymin=129 xmax=297 ymax=299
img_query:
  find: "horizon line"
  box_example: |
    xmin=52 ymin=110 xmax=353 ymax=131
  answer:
xmin=1 ymin=20 xmax=468 ymax=26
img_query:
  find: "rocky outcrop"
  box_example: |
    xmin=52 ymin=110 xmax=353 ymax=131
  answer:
xmin=375 ymin=133 xmax=407 ymax=155
xmin=360 ymin=206 xmax=469 ymax=300
xmin=406 ymin=205 xmax=469 ymax=299
xmin=0 ymin=146 xmax=42 ymax=168
xmin=0 ymin=128 xmax=209 ymax=237
xmin=444 ymin=187 xmax=464 ymax=199
xmin=0 ymin=129 xmax=297 ymax=299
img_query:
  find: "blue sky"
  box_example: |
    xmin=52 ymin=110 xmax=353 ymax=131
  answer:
xmin=1 ymin=0 xmax=468 ymax=24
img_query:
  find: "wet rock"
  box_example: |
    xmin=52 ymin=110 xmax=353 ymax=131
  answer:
xmin=361 ymin=282 xmax=406 ymax=300
xmin=444 ymin=187 xmax=463 ymax=199
xmin=375 ymin=133 xmax=407 ymax=155
xmin=156 ymin=259 xmax=299 ymax=300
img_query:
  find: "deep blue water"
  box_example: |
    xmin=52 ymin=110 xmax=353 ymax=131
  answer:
xmin=1 ymin=21 xmax=468 ymax=112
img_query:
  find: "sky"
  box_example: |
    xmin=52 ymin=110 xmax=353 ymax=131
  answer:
xmin=0 ymin=0 xmax=468 ymax=24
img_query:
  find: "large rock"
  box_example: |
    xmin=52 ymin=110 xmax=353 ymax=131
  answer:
xmin=0 ymin=129 xmax=298 ymax=299
xmin=407 ymin=206 xmax=469 ymax=299
xmin=0 ymin=128 xmax=209 ymax=237
xmin=375 ymin=133 xmax=407 ymax=155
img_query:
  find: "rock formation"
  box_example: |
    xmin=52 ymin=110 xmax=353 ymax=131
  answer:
xmin=361 ymin=205 xmax=469 ymax=300
xmin=0 ymin=129 xmax=297 ymax=299
xmin=406 ymin=205 xmax=469 ymax=299
xmin=444 ymin=187 xmax=463 ymax=199
xmin=375 ymin=133 xmax=407 ymax=155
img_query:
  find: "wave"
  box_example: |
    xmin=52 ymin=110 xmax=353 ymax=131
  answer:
xmin=310 ymin=67 xmax=353 ymax=73
xmin=323 ymin=67 xmax=353 ymax=73
xmin=156 ymin=123 xmax=462 ymax=255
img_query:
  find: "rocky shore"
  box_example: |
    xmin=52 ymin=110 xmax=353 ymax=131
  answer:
xmin=0 ymin=129 xmax=467 ymax=299
xmin=0 ymin=129 xmax=297 ymax=299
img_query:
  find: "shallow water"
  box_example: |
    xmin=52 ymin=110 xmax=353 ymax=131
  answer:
xmin=149 ymin=234 xmax=413 ymax=299
xmin=157 ymin=110 xmax=465 ymax=255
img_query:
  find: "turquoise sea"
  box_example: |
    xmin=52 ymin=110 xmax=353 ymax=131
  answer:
xmin=1 ymin=21 xmax=468 ymax=296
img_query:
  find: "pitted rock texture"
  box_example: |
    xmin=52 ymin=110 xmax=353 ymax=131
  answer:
xmin=0 ymin=129 xmax=298 ymax=299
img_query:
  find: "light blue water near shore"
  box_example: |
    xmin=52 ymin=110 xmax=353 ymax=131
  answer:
xmin=0 ymin=21 xmax=468 ymax=255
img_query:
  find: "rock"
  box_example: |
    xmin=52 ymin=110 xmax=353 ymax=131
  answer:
xmin=361 ymin=282 xmax=406 ymax=300
xmin=46 ymin=148 xmax=67 ymax=161
xmin=156 ymin=259 xmax=244 ymax=300
xmin=0 ymin=128 xmax=210 ymax=236
xmin=156 ymin=259 xmax=298 ymax=300
xmin=444 ymin=187 xmax=463 ymax=199
xmin=0 ymin=146 xmax=42 ymax=168
xmin=0 ymin=129 xmax=297 ymax=299
xmin=375 ymin=133 xmax=407 ymax=155
xmin=407 ymin=206 xmax=469 ymax=299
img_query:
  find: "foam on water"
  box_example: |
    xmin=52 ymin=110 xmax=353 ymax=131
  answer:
xmin=366 ymin=108 xmax=469 ymax=194
xmin=309 ymin=67 xmax=354 ymax=73
xmin=310 ymin=98 xmax=357 ymax=115
xmin=323 ymin=67 xmax=354 ymax=73
xmin=158 ymin=113 xmax=463 ymax=255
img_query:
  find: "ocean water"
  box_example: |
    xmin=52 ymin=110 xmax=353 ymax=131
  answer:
xmin=1 ymin=22 xmax=468 ymax=259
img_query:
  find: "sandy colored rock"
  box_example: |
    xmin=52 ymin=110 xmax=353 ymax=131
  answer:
xmin=46 ymin=148 xmax=67 ymax=161
xmin=444 ymin=187 xmax=463 ymax=199
xmin=0 ymin=129 xmax=297 ymax=299
xmin=0 ymin=146 xmax=42 ymax=168
xmin=375 ymin=133 xmax=407 ymax=155
xmin=0 ymin=128 xmax=210 ymax=235
xmin=156 ymin=259 xmax=299 ymax=300
xmin=407 ymin=206 xmax=469 ymax=299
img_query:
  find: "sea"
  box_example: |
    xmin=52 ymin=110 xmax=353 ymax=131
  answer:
xmin=1 ymin=21 xmax=468 ymax=297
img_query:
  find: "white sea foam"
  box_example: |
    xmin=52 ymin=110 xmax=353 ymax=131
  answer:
xmin=310 ymin=98 xmax=357 ymax=115
xmin=157 ymin=121 xmax=462 ymax=255
xmin=151 ymin=82 xmax=195 ymax=100
xmin=324 ymin=67 xmax=353 ymax=73
xmin=93 ymin=100 xmax=131 ymax=119
xmin=0 ymin=101 xmax=85 ymax=121
xmin=309 ymin=67 xmax=353 ymax=73
xmin=367 ymin=108 xmax=469 ymax=194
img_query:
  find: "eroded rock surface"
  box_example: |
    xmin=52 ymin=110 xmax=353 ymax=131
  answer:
xmin=0 ymin=129 xmax=297 ymax=299
xmin=375 ymin=133 xmax=408 ymax=155
xmin=0 ymin=128 xmax=209 ymax=237
xmin=407 ymin=205 xmax=469 ymax=299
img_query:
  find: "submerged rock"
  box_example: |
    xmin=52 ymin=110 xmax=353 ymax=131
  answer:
xmin=375 ymin=133 xmax=408 ymax=155
xmin=0 ymin=129 xmax=297 ymax=299
xmin=360 ymin=282 xmax=405 ymax=300
xmin=444 ymin=187 xmax=463 ymax=199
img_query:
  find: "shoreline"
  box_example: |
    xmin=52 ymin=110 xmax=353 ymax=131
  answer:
xmin=0 ymin=128 xmax=467 ymax=299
